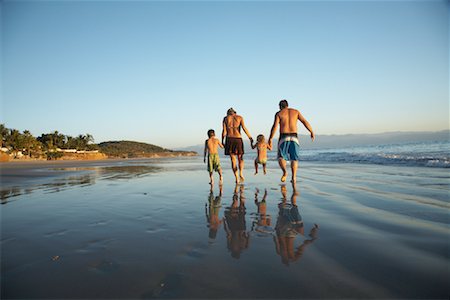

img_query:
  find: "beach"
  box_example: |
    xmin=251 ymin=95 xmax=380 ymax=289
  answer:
xmin=1 ymin=156 xmax=449 ymax=299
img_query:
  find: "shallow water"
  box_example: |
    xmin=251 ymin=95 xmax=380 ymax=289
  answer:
xmin=1 ymin=157 xmax=449 ymax=298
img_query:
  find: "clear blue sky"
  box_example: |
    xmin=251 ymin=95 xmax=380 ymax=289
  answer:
xmin=2 ymin=0 xmax=448 ymax=148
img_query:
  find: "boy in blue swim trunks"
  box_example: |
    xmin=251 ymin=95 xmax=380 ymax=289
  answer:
xmin=268 ymin=100 xmax=315 ymax=183
xmin=204 ymin=129 xmax=224 ymax=186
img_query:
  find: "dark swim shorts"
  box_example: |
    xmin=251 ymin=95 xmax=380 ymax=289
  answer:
xmin=225 ymin=137 xmax=244 ymax=155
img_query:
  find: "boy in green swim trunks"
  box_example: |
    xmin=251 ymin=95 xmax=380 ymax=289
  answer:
xmin=251 ymin=134 xmax=272 ymax=175
xmin=204 ymin=129 xmax=224 ymax=185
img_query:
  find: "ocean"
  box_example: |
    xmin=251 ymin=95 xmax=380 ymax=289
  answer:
xmin=268 ymin=140 xmax=450 ymax=168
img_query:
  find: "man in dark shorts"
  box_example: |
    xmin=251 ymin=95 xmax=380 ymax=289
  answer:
xmin=222 ymin=108 xmax=253 ymax=184
xmin=268 ymin=100 xmax=315 ymax=183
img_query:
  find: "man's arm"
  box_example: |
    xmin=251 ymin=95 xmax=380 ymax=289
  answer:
xmin=268 ymin=113 xmax=280 ymax=147
xmin=298 ymin=111 xmax=315 ymax=141
xmin=221 ymin=117 xmax=227 ymax=144
xmin=240 ymin=117 xmax=253 ymax=142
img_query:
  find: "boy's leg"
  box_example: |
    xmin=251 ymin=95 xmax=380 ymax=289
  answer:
xmin=263 ymin=163 xmax=267 ymax=175
xmin=209 ymin=171 xmax=214 ymax=185
xmin=218 ymin=168 xmax=223 ymax=185
xmin=254 ymin=159 xmax=258 ymax=175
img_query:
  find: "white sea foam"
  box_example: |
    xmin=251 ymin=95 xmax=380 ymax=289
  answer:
xmin=268 ymin=141 xmax=450 ymax=168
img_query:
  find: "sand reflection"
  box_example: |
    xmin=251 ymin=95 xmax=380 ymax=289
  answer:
xmin=0 ymin=164 xmax=162 ymax=203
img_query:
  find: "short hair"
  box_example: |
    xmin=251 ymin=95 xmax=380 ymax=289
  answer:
xmin=257 ymin=134 xmax=265 ymax=143
xmin=279 ymin=100 xmax=289 ymax=109
xmin=207 ymin=129 xmax=215 ymax=137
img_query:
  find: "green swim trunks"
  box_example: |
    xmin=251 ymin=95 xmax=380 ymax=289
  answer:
xmin=207 ymin=153 xmax=221 ymax=173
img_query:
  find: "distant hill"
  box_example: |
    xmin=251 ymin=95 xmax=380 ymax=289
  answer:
xmin=99 ymin=140 xmax=196 ymax=158
xmin=179 ymin=130 xmax=449 ymax=153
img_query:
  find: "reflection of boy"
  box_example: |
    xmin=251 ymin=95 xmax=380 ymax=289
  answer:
xmin=204 ymin=129 xmax=224 ymax=185
xmin=206 ymin=185 xmax=223 ymax=240
xmin=252 ymin=188 xmax=272 ymax=235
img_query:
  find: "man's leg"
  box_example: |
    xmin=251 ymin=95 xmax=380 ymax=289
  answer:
xmin=238 ymin=154 xmax=245 ymax=182
xmin=278 ymin=158 xmax=287 ymax=182
xmin=291 ymin=160 xmax=298 ymax=183
xmin=230 ymin=154 xmax=239 ymax=183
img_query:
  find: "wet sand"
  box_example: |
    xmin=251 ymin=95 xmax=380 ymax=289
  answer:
xmin=1 ymin=157 xmax=449 ymax=298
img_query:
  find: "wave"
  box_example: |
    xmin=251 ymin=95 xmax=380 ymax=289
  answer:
xmin=267 ymin=141 xmax=450 ymax=168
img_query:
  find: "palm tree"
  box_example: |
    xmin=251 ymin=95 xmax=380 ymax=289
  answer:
xmin=0 ymin=124 xmax=8 ymax=148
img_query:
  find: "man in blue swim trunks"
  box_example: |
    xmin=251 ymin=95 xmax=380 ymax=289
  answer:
xmin=268 ymin=100 xmax=315 ymax=183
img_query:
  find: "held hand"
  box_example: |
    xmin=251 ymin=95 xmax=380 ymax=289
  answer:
xmin=268 ymin=139 xmax=272 ymax=148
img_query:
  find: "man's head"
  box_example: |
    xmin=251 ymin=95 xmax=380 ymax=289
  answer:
xmin=207 ymin=129 xmax=215 ymax=138
xmin=279 ymin=100 xmax=289 ymax=109
xmin=227 ymin=108 xmax=236 ymax=116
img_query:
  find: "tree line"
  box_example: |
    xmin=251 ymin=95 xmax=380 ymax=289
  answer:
xmin=0 ymin=124 xmax=98 ymax=159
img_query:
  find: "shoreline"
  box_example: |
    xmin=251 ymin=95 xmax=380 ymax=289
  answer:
xmin=0 ymin=152 xmax=197 ymax=166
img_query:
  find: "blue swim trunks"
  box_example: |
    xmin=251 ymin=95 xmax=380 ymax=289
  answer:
xmin=277 ymin=133 xmax=300 ymax=161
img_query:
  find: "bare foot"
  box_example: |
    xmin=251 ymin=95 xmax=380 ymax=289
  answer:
xmin=209 ymin=180 xmax=214 ymax=185
xmin=291 ymin=178 xmax=296 ymax=183
xmin=254 ymin=171 xmax=258 ymax=175
xmin=240 ymin=175 xmax=245 ymax=182
xmin=263 ymin=170 xmax=266 ymax=175
xmin=281 ymin=174 xmax=287 ymax=182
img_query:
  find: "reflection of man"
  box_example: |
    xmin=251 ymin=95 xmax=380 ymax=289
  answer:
xmin=268 ymin=100 xmax=315 ymax=183
xmin=274 ymin=183 xmax=319 ymax=266
xmin=222 ymin=108 xmax=253 ymax=184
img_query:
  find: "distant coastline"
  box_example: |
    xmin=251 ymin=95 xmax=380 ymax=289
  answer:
xmin=0 ymin=125 xmax=197 ymax=162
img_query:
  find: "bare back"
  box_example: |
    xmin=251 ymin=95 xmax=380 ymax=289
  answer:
xmin=277 ymin=108 xmax=300 ymax=134
xmin=223 ymin=115 xmax=243 ymax=138
xmin=206 ymin=137 xmax=223 ymax=154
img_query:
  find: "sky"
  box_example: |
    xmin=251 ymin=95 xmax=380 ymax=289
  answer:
xmin=1 ymin=0 xmax=448 ymax=148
